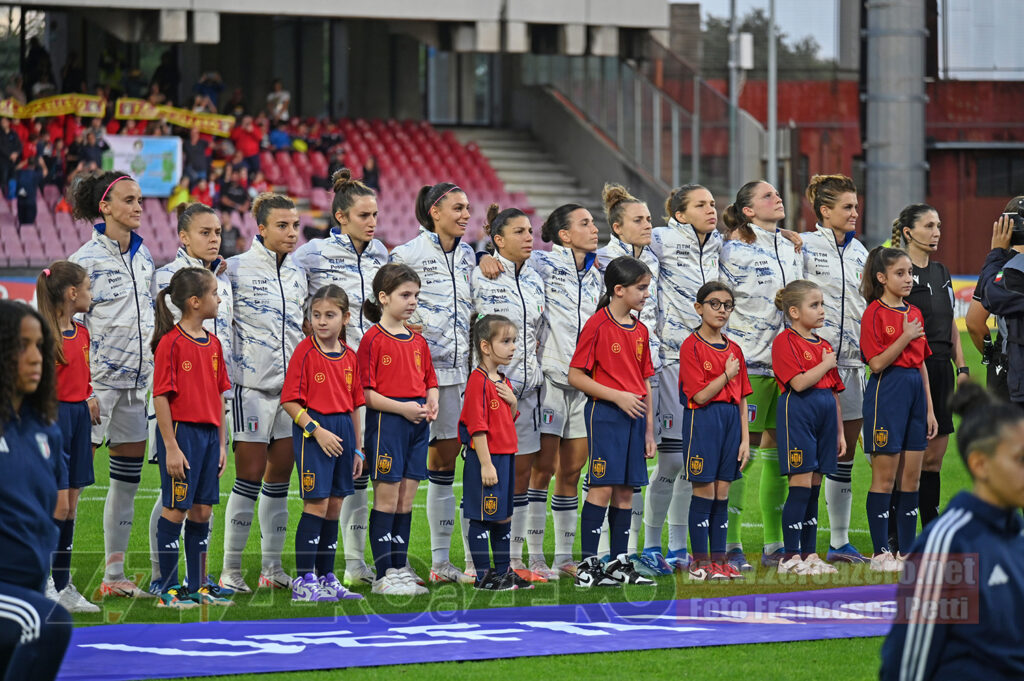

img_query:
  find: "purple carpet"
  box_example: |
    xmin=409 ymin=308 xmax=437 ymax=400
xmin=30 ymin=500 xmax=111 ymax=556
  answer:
xmin=58 ymin=585 xmax=897 ymax=680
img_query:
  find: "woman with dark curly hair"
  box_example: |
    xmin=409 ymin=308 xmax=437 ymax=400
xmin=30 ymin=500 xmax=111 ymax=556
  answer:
xmin=0 ymin=300 xmax=73 ymax=680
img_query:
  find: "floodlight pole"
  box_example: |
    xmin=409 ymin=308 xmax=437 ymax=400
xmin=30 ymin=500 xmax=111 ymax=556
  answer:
xmin=766 ymin=0 xmax=777 ymax=187
xmin=728 ymin=0 xmax=739 ymax=194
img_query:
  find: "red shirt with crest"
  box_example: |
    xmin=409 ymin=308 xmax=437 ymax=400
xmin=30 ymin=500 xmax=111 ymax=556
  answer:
xmin=570 ymin=308 xmax=655 ymax=397
xmin=356 ymin=324 xmax=438 ymax=399
xmin=459 ymin=367 xmax=519 ymax=455
xmin=772 ymin=328 xmax=846 ymax=393
xmin=281 ymin=335 xmax=364 ymax=414
xmin=860 ymin=299 xmax=932 ymax=370
xmin=679 ymin=331 xmax=753 ymax=409
xmin=56 ymin=322 xmax=92 ymax=403
xmin=153 ymin=325 xmax=231 ymax=425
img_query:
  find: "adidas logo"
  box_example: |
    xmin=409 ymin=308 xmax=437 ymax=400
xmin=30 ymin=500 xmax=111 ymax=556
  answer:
xmin=475 ymin=532 xmax=489 ymax=540
xmin=307 ymin=535 xmax=320 ymax=545
xmin=163 ymin=540 xmax=180 ymax=550
xmin=787 ymin=522 xmax=803 ymax=530
xmin=377 ymin=533 xmax=393 ymax=543
xmin=877 ymin=511 xmax=890 ymax=519
xmin=697 ymin=520 xmax=709 ymax=528
xmin=905 ymin=508 xmax=919 ymax=517
xmin=327 ymin=542 xmax=337 ymax=550
xmin=805 ymin=518 xmax=818 ymax=527
xmin=988 ymin=564 xmax=1009 ymax=587
xmin=590 ymin=527 xmax=602 ymax=535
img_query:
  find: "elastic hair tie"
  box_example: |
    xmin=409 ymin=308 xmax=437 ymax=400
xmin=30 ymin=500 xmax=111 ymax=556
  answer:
xmin=99 ymin=175 xmax=131 ymax=204
xmin=42 ymin=268 xmax=51 ymax=277
xmin=430 ymin=185 xmax=461 ymax=211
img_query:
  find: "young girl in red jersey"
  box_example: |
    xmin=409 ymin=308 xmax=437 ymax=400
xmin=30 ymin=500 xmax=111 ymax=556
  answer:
xmin=36 ymin=261 xmax=101 ymax=613
xmin=357 ymin=264 xmax=439 ymax=596
xmin=568 ymin=256 xmax=657 ymax=587
xmin=281 ymin=285 xmax=365 ymax=602
xmin=860 ymin=247 xmax=937 ymax=572
xmin=772 ymin=280 xmax=844 ymax=576
xmin=678 ymin=281 xmax=751 ymax=582
xmin=151 ymin=268 xmax=232 ymax=608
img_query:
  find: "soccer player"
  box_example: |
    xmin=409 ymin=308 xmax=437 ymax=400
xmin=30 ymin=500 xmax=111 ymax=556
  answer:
xmin=860 ymin=247 xmax=937 ymax=571
xmin=390 ymin=183 xmax=475 ymax=584
xmin=281 ymin=285 xmax=365 ymax=602
xmin=568 ymin=256 xmax=657 ymax=587
xmin=358 ymin=264 xmax=439 ymax=596
xmin=68 ymin=170 xmax=155 ymax=598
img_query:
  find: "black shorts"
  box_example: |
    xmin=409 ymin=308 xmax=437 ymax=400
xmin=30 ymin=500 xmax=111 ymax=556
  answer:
xmin=925 ymin=356 xmax=955 ymax=436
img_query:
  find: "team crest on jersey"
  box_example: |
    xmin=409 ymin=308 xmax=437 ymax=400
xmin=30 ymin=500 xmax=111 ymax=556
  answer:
xmin=483 ymin=495 xmax=498 ymax=515
xmin=182 ymin=360 xmax=193 ymax=372
xmin=803 ymin=351 xmax=813 ymax=361
xmin=35 ymin=433 xmax=51 ymax=460
xmin=874 ymin=428 xmax=889 ymax=448
xmin=246 ymin=416 xmax=259 ymax=433
xmin=83 ymin=346 xmax=89 ymax=364
xmin=788 ymin=448 xmax=804 ymax=468
xmin=591 ymin=458 xmax=607 ymax=478
xmin=611 ymin=343 xmax=621 ymax=354
xmin=414 ymin=350 xmax=422 ymax=370
xmin=661 ymin=415 xmax=673 ymax=430
xmin=635 ymin=339 xmax=644 ymax=361
xmin=542 ymin=409 xmax=554 ymax=425
xmin=302 ymin=471 xmax=315 ymax=493
xmin=345 ymin=368 xmax=353 ymax=388
xmin=382 ymin=355 xmax=393 ymax=366
xmin=314 ymin=372 xmax=326 ymax=384
xmin=377 ymin=452 xmax=393 ymax=475
xmin=748 ymin=404 xmax=757 ymax=423
xmin=212 ymin=353 xmax=219 ymax=373
xmin=173 ymin=481 xmax=188 ymax=503
xmin=885 ymin=325 xmax=896 ymax=336
xmin=688 ymin=455 xmax=704 ymax=476
xmin=703 ymin=361 xmax=713 ymax=371
xmin=489 ymin=399 xmax=500 ymax=410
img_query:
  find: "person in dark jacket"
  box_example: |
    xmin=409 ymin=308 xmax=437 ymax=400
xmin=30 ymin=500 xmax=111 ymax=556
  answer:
xmin=0 ymin=117 xmax=23 ymax=196
xmin=979 ymin=207 xmax=1024 ymax=410
xmin=880 ymin=382 xmax=1024 ymax=681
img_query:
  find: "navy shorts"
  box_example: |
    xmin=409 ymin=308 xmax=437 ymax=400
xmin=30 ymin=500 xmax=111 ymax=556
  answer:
xmin=681 ymin=401 xmax=744 ymax=483
xmin=157 ymin=422 xmax=221 ymax=510
xmin=58 ymin=401 xmax=94 ymax=489
xmin=364 ymin=399 xmax=429 ymax=483
xmin=863 ymin=366 xmax=928 ymax=454
xmin=462 ymin=450 xmax=514 ymax=521
xmin=294 ymin=409 xmax=357 ymax=499
xmin=777 ymin=388 xmax=839 ymax=476
xmin=584 ymin=399 xmax=649 ymax=488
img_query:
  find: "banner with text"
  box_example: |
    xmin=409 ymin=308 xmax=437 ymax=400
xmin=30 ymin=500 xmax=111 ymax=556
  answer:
xmin=0 ymin=94 xmax=105 ymax=119
xmin=114 ymin=98 xmax=235 ymax=137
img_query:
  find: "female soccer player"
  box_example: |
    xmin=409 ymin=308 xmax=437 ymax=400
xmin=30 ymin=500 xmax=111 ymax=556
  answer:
xmin=37 ymin=262 xmax=101 ymax=612
xmin=893 ymin=204 xmax=967 ymax=532
xmin=471 ymin=204 xmax=546 ymax=581
xmin=221 ymin=193 xmax=306 ymax=593
xmin=880 ymin=383 xmax=1024 ymax=681
xmin=151 ymin=267 xmax=233 ymax=608
xmin=719 ymin=180 xmax=803 ymax=568
xmin=771 ymin=280 xmax=843 ymax=576
xmin=678 ymin=282 xmax=751 ymax=582
xmin=293 ymin=168 xmax=388 ymax=586
xmin=358 ymin=264 xmax=438 ymax=596
xmin=68 ymin=170 xmax=155 ymax=598
xmin=390 ymin=182 xmax=475 ymax=584
xmin=568 ymin=256 xmax=657 ymax=587
xmin=0 ymin=300 xmax=72 ymax=680
xmin=799 ymin=175 xmax=869 ymax=564
xmin=281 ymin=285 xmax=365 ymax=602
xmin=860 ymin=247 xmax=937 ymax=572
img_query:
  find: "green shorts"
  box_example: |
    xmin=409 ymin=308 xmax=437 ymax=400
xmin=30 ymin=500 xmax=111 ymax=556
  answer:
xmin=747 ymin=375 xmax=780 ymax=433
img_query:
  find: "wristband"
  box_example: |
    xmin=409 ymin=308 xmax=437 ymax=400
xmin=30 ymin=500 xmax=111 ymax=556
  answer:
xmin=957 ymin=367 xmax=970 ymax=376
xmin=354 ymin=449 xmax=365 ymax=461
xmin=293 ymin=407 xmax=307 ymax=425
xmin=302 ymin=419 xmax=319 ymax=438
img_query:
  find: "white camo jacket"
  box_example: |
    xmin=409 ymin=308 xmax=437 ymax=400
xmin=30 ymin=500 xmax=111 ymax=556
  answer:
xmin=69 ymin=225 xmax=155 ymax=390
xmin=596 ymin=237 xmax=663 ymax=373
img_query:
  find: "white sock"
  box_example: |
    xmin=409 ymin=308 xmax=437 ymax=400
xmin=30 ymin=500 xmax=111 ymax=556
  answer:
xmin=104 ymin=457 xmax=143 ymax=581
xmin=825 ymin=462 xmax=854 ymax=548
xmin=628 ymin=489 xmax=643 ymax=555
xmin=148 ymin=494 xmax=163 ymax=580
xmin=341 ymin=476 xmax=369 ymax=568
xmin=643 ymin=439 xmax=684 ymax=550
xmin=526 ymin=488 xmax=548 ymax=563
xmin=426 ymin=470 xmax=456 ymax=566
xmin=667 ymin=475 xmax=693 ymax=553
xmin=259 ymin=482 xmax=290 ymax=570
xmin=511 ymin=494 xmax=529 ymax=565
xmin=551 ymin=494 xmax=578 ymax=565
xmin=223 ymin=479 xmax=259 ymax=572
xmin=598 ymin=519 xmax=611 ymax=556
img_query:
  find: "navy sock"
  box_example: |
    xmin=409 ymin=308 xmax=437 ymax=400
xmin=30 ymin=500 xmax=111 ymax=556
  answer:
xmin=317 ymin=519 xmax=340 ymax=577
xmin=888 ymin=489 xmax=902 ymax=549
xmin=801 ymin=485 xmax=820 ymax=557
xmin=866 ymin=492 xmax=892 ymax=555
xmin=368 ymin=509 xmax=394 ymax=579
xmin=896 ymin=491 xmax=920 ymax=553
xmin=183 ymin=520 xmax=209 ymax=591
xmin=490 ymin=521 xmax=511 ymax=575
xmin=468 ymin=519 xmax=491 ymax=581
xmin=709 ymin=499 xmax=729 ymax=561
xmin=919 ymin=471 xmax=941 ymax=528
xmin=688 ymin=495 xmax=713 ymax=562
xmin=607 ymin=505 xmax=630 ymax=558
xmin=294 ymin=512 xmax=323 ymax=577
xmin=51 ymin=518 xmax=75 ymax=591
xmin=579 ymin=501 xmax=607 ymax=559
xmin=391 ymin=512 xmax=412 ymax=570
xmin=782 ymin=486 xmax=811 ymax=557
xmin=156 ymin=516 xmax=183 ymax=590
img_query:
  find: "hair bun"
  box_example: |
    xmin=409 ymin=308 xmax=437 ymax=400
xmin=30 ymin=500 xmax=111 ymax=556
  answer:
xmin=331 ymin=168 xmax=352 ymax=193
xmin=949 ymin=382 xmax=991 ymax=418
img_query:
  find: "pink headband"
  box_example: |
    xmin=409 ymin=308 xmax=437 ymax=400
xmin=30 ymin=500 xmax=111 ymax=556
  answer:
xmin=99 ymin=176 xmax=131 ymax=204
xmin=430 ymin=185 xmax=462 ymax=211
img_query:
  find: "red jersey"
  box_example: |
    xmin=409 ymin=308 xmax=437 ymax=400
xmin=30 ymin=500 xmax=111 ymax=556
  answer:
xmin=679 ymin=331 xmax=753 ymax=409
xmin=153 ymin=325 xmax=231 ymax=425
xmin=772 ymin=328 xmax=845 ymax=393
xmin=56 ymin=322 xmax=91 ymax=403
xmin=281 ymin=336 xmax=364 ymax=414
xmin=356 ymin=324 xmax=438 ymax=399
xmin=860 ymin=300 xmax=932 ymax=370
xmin=459 ymin=367 xmax=519 ymax=455
xmin=570 ymin=308 xmax=655 ymax=397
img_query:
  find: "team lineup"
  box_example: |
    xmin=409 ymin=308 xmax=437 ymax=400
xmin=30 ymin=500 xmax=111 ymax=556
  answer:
xmin=27 ymin=168 xmax=964 ymax=612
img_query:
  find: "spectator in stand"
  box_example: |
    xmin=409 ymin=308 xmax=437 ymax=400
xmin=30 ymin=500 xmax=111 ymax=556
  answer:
xmin=218 ymin=168 xmax=250 ymax=224
xmin=14 ymin=155 xmax=46 ymax=225
xmin=224 ymin=89 xmax=246 ymax=120
xmin=5 ymin=75 xmax=26 ymax=104
xmin=0 ymin=117 xmax=23 ymax=196
xmin=314 ymin=148 xmax=346 ymax=190
xmin=317 ymin=120 xmax=344 ymax=152
xmin=146 ymin=83 xmax=167 ymax=107
xmin=193 ymin=72 xmax=224 ymax=110
xmin=40 ymin=135 xmax=63 ymax=188
xmin=269 ymin=122 xmax=291 ymax=150
xmin=79 ymin=131 xmax=107 ymax=170
xmin=182 ymin=128 xmax=210 ymax=183
xmin=248 ymin=170 xmax=269 ymax=196
xmin=122 ymin=68 xmax=148 ymax=99
xmin=61 ymin=51 xmax=86 ymax=94
xmin=266 ymin=79 xmax=291 ymax=124
xmin=167 ymin=177 xmax=191 ymax=214
xmin=190 ymin=94 xmax=216 ymax=114
xmin=87 ymin=118 xmax=106 ymax=143
xmin=31 ymin=71 xmax=57 ymax=99
xmin=24 ymin=37 xmax=53 ymax=96
xmin=362 ymin=156 xmax=380 ymax=193
xmin=97 ymin=48 xmax=123 ymax=99
xmin=151 ymin=50 xmax=180 ymax=106
xmin=218 ymin=219 xmax=244 ymax=259
xmin=190 ymin=177 xmax=213 ymax=207
xmin=230 ymin=115 xmax=262 ymax=175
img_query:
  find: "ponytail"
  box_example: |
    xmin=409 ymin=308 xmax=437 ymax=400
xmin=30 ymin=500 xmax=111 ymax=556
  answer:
xmin=363 ymin=263 xmax=421 ymax=325
xmin=540 ymin=203 xmax=585 ymax=245
xmin=721 ymin=180 xmax=764 ymax=244
xmin=860 ymin=246 xmax=910 ymax=304
xmin=415 ymin=182 xmax=462 ymax=231
xmin=35 ymin=261 xmax=88 ymax=364
xmin=597 ymin=256 xmax=652 ymax=310
xmin=891 ymin=203 xmax=935 ymax=249
xmin=151 ymin=267 xmax=216 ymax=353
xmin=482 ymin=202 xmax=528 ymax=254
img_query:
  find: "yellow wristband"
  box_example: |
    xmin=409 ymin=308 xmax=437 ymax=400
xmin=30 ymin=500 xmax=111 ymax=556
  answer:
xmin=293 ymin=407 xmax=307 ymax=425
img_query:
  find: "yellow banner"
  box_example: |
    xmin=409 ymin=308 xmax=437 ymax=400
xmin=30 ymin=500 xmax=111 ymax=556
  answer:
xmin=0 ymin=94 xmax=105 ymax=119
xmin=114 ymin=98 xmax=235 ymax=137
